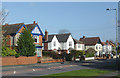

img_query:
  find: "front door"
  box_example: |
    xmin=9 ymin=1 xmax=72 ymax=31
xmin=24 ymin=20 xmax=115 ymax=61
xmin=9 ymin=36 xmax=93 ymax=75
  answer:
xmin=36 ymin=48 xmax=42 ymax=57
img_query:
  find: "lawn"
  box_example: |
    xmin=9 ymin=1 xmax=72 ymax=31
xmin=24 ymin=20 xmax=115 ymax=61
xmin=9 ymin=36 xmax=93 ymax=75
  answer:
xmin=44 ymin=69 xmax=113 ymax=76
xmin=34 ymin=69 xmax=114 ymax=78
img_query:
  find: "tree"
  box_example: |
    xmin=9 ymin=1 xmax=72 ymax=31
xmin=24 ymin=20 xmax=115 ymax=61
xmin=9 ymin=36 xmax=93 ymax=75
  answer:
xmin=0 ymin=8 xmax=9 ymax=25
xmin=2 ymin=36 xmax=10 ymax=47
xmin=17 ymin=28 xmax=36 ymax=57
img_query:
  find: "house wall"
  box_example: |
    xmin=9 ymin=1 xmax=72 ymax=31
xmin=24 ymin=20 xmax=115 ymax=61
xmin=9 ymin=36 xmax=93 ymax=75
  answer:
xmin=75 ymin=43 xmax=84 ymax=50
xmin=102 ymin=45 xmax=112 ymax=53
xmin=48 ymin=36 xmax=60 ymax=50
xmin=66 ymin=35 xmax=74 ymax=50
xmin=95 ymin=43 xmax=102 ymax=52
xmin=31 ymin=26 xmax=41 ymax=34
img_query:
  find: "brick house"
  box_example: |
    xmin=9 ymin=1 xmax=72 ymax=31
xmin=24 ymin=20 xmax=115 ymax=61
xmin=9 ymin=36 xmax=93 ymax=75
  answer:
xmin=2 ymin=21 xmax=43 ymax=57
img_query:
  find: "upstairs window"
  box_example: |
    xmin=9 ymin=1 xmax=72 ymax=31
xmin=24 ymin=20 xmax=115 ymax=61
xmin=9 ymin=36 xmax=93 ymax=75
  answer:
xmin=53 ymin=41 xmax=56 ymax=47
xmin=69 ymin=42 xmax=72 ymax=46
xmin=33 ymin=36 xmax=39 ymax=43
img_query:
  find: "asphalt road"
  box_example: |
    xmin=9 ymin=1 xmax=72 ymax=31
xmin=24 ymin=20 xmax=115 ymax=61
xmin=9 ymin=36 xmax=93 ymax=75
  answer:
xmin=1 ymin=58 xmax=120 ymax=77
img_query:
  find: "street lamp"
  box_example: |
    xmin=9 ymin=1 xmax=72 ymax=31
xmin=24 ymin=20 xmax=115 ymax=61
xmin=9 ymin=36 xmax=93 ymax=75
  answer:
xmin=106 ymin=8 xmax=118 ymax=58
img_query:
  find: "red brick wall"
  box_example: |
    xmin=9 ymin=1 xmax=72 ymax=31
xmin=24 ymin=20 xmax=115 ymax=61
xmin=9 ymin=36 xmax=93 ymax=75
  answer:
xmin=1 ymin=56 xmax=37 ymax=66
xmin=44 ymin=43 xmax=48 ymax=50
xmin=40 ymin=59 xmax=64 ymax=63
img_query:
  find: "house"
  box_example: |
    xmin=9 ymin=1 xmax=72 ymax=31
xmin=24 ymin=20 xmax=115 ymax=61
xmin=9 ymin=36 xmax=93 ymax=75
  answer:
xmin=73 ymin=38 xmax=84 ymax=51
xmin=101 ymin=40 xmax=112 ymax=55
xmin=2 ymin=21 xmax=43 ymax=57
xmin=43 ymin=30 xmax=74 ymax=54
xmin=2 ymin=23 xmax=25 ymax=49
xmin=79 ymin=36 xmax=102 ymax=56
xmin=25 ymin=21 xmax=43 ymax=57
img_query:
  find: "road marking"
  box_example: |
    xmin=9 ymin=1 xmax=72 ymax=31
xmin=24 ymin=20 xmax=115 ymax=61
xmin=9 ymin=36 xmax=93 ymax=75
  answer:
xmin=33 ymin=69 xmax=35 ymax=71
xmin=13 ymin=71 xmax=16 ymax=74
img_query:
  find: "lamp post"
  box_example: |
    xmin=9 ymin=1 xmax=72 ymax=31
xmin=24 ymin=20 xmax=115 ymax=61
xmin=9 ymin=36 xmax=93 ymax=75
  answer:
xmin=106 ymin=8 xmax=118 ymax=58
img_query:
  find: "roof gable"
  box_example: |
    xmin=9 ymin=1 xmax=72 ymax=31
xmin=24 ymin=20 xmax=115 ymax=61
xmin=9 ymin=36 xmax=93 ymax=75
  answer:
xmin=25 ymin=23 xmax=43 ymax=36
xmin=46 ymin=33 xmax=71 ymax=43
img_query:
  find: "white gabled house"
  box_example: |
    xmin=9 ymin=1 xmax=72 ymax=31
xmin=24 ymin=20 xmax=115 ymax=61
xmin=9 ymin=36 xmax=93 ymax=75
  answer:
xmin=79 ymin=36 xmax=102 ymax=56
xmin=43 ymin=30 xmax=74 ymax=53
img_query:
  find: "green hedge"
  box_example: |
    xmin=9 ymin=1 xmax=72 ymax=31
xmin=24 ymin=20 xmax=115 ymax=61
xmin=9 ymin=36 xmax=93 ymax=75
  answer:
xmin=2 ymin=46 xmax=17 ymax=56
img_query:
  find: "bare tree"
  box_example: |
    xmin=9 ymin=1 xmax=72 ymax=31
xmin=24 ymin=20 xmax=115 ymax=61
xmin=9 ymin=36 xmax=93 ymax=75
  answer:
xmin=58 ymin=29 xmax=70 ymax=34
xmin=0 ymin=8 xmax=9 ymax=25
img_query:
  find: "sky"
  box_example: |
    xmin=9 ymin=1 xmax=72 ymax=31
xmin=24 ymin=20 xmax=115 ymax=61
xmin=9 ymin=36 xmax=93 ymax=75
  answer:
xmin=2 ymin=2 xmax=119 ymax=42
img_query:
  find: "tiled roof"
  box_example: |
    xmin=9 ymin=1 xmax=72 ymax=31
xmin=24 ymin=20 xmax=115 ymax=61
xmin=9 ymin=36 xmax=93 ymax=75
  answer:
xmin=25 ymin=23 xmax=37 ymax=32
xmin=2 ymin=23 xmax=24 ymax=36
xmin=73 ymin=38 xmax=83 ymax=44
xmin=79 ymin=37 xmax=101 ymax=46
xmin=56 ymin=33 xmax=71 ymax=42
xmin=46 ymin=33 xmax=71 ymax=42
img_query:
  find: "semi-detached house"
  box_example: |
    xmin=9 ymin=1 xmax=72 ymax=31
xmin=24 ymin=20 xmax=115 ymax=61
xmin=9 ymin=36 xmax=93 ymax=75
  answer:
xmin=43 ymin=30 xmax=85 ymax=53
xmin=2 ymin=21 xmax=43 ymax=57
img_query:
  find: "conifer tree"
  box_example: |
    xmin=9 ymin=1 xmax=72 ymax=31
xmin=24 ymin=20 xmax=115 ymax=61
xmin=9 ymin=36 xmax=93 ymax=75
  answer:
xmin=17 ymin=27 xmax=35 ymax=57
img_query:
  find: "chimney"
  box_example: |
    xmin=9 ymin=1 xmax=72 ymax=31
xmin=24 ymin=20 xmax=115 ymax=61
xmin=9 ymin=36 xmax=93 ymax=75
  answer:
xmin=106 ymin=40 xmax=109 ymax=43
xmin=5 ymin=23 xmax=8 ymax=26
xmin=45 ymin=30 xmax=48 ymax=41
xmin=33 ymin=21 xmax=36 ymax=24
xmin=83 ymin=36 xmax=85 ymax=39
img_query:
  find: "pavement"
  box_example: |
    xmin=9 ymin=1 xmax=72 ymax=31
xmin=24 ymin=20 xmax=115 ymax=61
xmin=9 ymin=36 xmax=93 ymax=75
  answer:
xmin=1 ymin=58 xmax=120 ymax=77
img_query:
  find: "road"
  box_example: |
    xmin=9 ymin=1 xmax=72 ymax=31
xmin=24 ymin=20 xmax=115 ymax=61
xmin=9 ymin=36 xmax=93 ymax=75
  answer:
xmin=1 ymin=58 xmax=120 ymax=77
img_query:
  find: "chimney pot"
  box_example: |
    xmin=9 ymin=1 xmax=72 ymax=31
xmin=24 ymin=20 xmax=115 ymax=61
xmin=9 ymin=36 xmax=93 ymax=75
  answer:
xmin=33 ymin=21 xmax=36 ymax=24
xmin=83 ymin=36 xmax=85 ymax=39
xmin=106 ymin=40 xmax=109 ymax=43
xmin=45 ymin=30 xmax=48 ymax=41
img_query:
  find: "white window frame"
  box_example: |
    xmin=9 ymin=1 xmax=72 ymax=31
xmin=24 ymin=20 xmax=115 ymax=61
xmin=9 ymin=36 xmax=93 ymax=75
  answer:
xmin=33 ymin=35 xmax=39 ymax=43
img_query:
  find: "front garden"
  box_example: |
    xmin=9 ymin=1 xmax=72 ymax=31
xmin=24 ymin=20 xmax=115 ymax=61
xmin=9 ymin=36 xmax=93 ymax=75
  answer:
xmin=1 ymin=28 xmax=37 ymax=66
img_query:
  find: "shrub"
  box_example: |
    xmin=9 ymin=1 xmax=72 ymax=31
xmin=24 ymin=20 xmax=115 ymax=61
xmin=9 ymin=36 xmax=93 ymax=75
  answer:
xmin=86 ymin=48 xmax=96 ymax=57
xmin=70 ymin=50 xmax=85 ymax=57
xmin=65 ymin=54 xmax=73 ymax=61
xmin=15 ymin=53 xmax=20 ymax=58
xmin=2 ymin=46 xmax=17 ymax=56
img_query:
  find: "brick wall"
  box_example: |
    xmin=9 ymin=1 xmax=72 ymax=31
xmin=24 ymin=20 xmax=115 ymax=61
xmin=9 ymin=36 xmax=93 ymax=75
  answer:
xmin=40 ymin=59 xmax=64 ymax=63
xmin=1 ymin=56 xmax=37 ymax=66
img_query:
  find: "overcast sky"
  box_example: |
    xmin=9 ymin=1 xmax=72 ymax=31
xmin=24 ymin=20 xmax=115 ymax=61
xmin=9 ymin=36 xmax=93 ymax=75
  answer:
xmin=3 ymin=2 xmax=119 ymax=42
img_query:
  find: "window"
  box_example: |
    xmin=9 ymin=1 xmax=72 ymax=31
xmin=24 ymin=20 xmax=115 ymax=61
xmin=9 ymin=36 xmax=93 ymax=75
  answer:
xmin=53 ymin=41 xmax=56 ymax=47
xmin=69 ymin=42 xmax=72 ymax=46
xmin=33 ymin=36 xmax=39 ymax=43
xmin=96 ymin=46 xmax=98 ymax=49
xmin=78 ymin=44 xmax=81 ymax=48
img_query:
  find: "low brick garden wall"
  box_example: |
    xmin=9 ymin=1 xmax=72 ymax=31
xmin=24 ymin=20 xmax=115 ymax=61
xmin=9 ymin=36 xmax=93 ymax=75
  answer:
xmin=1 ymin=56 xmax=37 ymax=66
xmin=40 ymin=59 xmax=64 ymax=63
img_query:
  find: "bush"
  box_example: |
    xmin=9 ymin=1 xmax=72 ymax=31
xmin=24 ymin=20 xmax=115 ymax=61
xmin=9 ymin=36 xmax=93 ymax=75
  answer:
xmin=70 ymin=50 xmax=85 ymax=57
xmin=86 ymin=48 xmax=96 ymax=57
xmin=65 ymin=54 xmax=73 ymax=61
xmin=15 ymin=53 xmax=20 ymax=58
xmin=2 ymin=46 xmax=17 ymax=56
